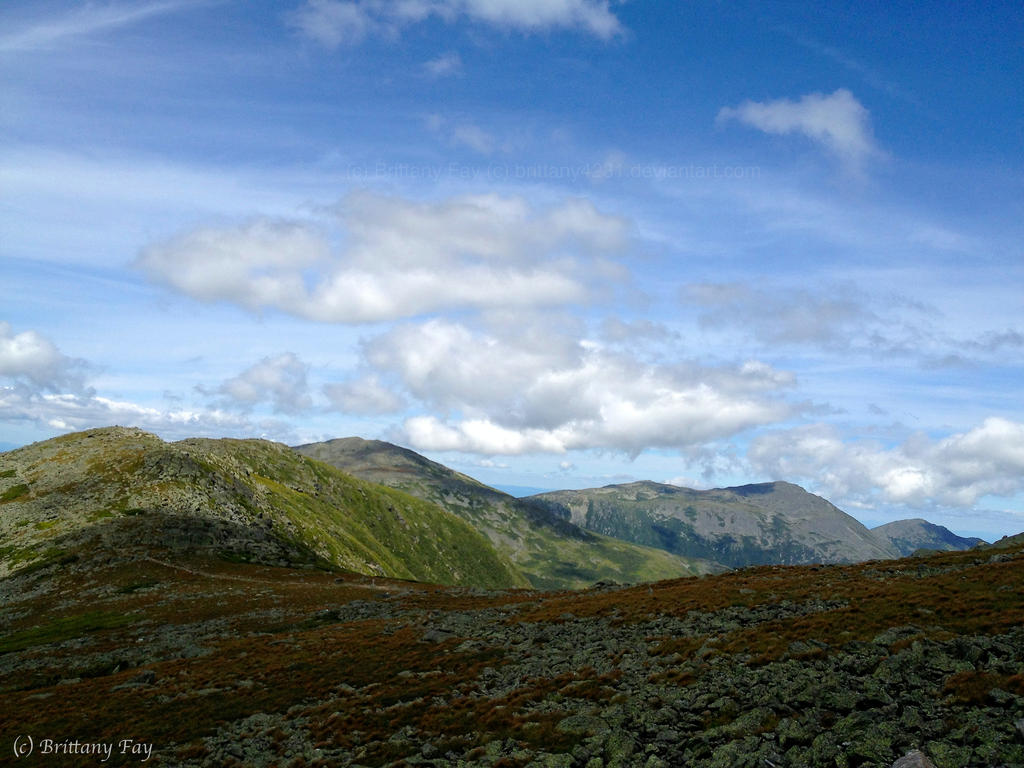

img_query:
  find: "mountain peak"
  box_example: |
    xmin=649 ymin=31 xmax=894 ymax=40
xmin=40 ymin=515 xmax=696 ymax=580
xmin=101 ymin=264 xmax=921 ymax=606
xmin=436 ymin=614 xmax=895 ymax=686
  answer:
xmin=873 ymin=518 xmax=985 ymax=556
xmin=0 ymin=428 xmax=526 ymax=588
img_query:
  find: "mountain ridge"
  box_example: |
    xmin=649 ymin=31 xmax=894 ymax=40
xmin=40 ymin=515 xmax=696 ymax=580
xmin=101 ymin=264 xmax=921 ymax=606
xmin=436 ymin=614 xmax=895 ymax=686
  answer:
xmin=528 ymin=479 xmax=899 ymax=567
xmin=293 ymin=437 xmax=719 ymax=588
xmin=0 ymin=426 xmax=527 ymax=588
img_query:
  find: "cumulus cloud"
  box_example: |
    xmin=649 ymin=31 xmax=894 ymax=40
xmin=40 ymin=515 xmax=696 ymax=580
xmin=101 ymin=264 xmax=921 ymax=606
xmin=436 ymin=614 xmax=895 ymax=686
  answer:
xmin=289 ymin=0 xmax=624 ymax=47
xmin=717 ymin=89 xmax=880 ymax=173
xmin=363 ymin=319 xmax=796 ymax=455
xmin=214 ymin=353 xmax=312 ymax=414
xmin=0 ymin=322 xmax=87 ymax=392
xmin=138 ymin=192 xmax=628 ymax=323
xmin=749 ymin=418 xmax=1024 ymax=509
xmin=324 ymin=375 xmax=405 ymax=414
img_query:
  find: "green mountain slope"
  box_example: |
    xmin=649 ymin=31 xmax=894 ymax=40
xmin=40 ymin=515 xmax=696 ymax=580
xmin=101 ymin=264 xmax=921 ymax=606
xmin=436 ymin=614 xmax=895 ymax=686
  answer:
xmin=528 ymin=480 xmax=899 ymax=567
xmin=873 ymin=518 xmax=986 ymax=556
xmin=0 ymin=427 xmax=527 ymax=588
xmin=293 ymin=438 xmax=718 ymax=589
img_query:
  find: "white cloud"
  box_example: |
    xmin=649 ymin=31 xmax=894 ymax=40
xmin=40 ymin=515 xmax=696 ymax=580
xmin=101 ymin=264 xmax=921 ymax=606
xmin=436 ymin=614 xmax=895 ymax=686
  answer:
xmin=476 ymin=458 xmax=508 ymax=468
xmin=289 ymin=0 xmax=624 ymax=47
xmin=0 ymin=1 xmax=199 ymax=53
xmin=289 ymin=0 xmax=379 ymax=46
xmin=365 ymin=319 xmax=795 ymax=455
xmin=138 ymin=219 xmax=329 ymax=311
xmin=717 ymin=89 xmax=880 ymax=173
xmin=0 ymin=322 xmax=86 ymax=392
xmin=139 ymin=191 xmax=628 ymax=322
xmin=423 ymin=51 xmax=462 ymax=77
xmin=324 ymin=375 xmax=405 ymax=414
xmin=0 ymin=387 xmax=272 ymax=442
xmin=663 ymin=475 xmax=705 ymax=489
xmin=215 ymin=353 xmax=312 ymax=414
xmin=749 ymin=418 xmax=1024 ymax=509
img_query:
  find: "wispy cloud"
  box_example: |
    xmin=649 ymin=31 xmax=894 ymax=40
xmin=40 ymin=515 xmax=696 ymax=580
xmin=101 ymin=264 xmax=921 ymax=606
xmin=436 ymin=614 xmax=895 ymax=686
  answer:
xmin=423 ymin=51 xmax=462 ymax=78
xmin=426 ymin=114 xmax=505 ymax=155
xmin=0 ymin=1 xmax=200 ymax=53
xmin=717 ymin=88 xmax=882 ymax=175
xmin=289 ymin=0 xmax=624 ymax=48
xmin=780 ymin=28 xmax=924 ymax=109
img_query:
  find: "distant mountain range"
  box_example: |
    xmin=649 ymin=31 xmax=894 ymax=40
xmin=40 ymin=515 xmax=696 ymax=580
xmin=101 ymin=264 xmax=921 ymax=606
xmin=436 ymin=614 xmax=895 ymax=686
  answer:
xmin=527 ymin=480 xmax=900 ymax=567
xmin=0 ymin=428 xmax=987 ymax=588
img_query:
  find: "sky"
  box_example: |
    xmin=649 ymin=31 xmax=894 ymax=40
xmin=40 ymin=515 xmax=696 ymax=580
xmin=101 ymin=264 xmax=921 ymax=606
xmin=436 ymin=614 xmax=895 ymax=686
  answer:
xmin=2 ymin=1 xmax=1023 ymax=541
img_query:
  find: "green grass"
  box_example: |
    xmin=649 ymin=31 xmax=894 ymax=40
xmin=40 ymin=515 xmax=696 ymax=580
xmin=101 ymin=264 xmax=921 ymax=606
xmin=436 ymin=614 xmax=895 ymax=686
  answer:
xmin=0 ymin=469 xmax=16 ymax=479
xmin=0 ymin=611 xmax=135 ymax=654
xmin=3 ymin=546 xmax=80 ymax=577
xmin=1 ymin=483 xmax=29 ymax=502
xmin=116 ymin=579 xmax=160 ymax=594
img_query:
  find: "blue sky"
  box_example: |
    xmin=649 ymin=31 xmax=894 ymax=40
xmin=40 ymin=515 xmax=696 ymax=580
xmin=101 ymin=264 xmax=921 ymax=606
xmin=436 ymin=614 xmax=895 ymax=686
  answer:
xmin=2 ymin=1 xmax=1023 ymax=540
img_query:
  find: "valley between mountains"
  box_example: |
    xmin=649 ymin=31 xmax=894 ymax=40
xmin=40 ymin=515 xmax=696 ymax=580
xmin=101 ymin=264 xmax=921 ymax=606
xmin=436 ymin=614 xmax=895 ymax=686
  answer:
xmin=1 ymin=427 xmax=1022 ymax=767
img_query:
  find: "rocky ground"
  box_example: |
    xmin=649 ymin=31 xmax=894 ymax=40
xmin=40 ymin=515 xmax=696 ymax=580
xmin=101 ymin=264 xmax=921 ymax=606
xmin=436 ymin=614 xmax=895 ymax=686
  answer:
xmin=1 ymin=538 xmax=1023 ymax=767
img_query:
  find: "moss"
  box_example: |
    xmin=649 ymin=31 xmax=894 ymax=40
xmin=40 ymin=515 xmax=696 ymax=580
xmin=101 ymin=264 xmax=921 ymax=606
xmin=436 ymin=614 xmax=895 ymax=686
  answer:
xmin=1 ymin=483 xmax=29 ymax=502
xmin=0 ymin=468 xmax=16 ymax=478
xmin=9 ymin=547 xmax=79 ymax=577
xmin=117 ymin=579 xmax=160 ymax=594
xmin=0 ymin=611 xmax=135 ymax=654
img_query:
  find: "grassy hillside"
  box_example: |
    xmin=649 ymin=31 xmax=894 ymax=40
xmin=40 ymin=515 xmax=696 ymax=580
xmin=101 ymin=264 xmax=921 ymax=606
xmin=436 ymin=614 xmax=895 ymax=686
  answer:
xmin=294 ymin=438 xmax=719 ymax=589
xmin=530 ymin=480 xmax=898 ymax=567
xmin=0 ymin=427 xmax=527 ymax=589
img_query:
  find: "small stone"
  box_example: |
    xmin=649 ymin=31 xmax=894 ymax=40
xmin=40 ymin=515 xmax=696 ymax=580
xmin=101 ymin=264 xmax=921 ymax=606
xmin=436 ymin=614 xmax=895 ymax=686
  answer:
xmin=131 ymin=669 xmax=157 ymax=685
xmin=421 ymin=627 xmax=454 ymax=643
xmin=891 ymin=749 xmax=937 ymax=768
